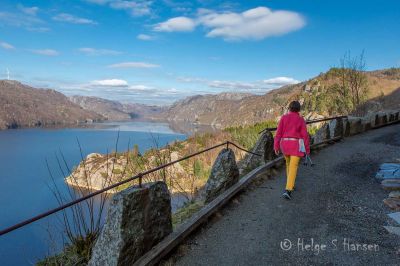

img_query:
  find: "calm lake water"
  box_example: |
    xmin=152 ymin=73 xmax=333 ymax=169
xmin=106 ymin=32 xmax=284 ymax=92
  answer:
xmin=0 ymin=121 xmax=186 ymax=266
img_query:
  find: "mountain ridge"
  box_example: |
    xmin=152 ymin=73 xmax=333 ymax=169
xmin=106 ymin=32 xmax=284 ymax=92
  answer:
xmin=1 ymin=67 xmax=399 ymax=130
xmin=156 ymin=68 xmax=400 ymax=128
xmin=0 ymin=80 xmax=104 ymax=130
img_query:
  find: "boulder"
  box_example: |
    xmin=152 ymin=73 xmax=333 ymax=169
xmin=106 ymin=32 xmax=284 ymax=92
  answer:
xmin=204 ymin=148 xmax=239 ymax=203
xmin=381 ymin=179 xmax=400 ymax=191
xmin=328 ymin=117 xmax=344 ymax=138
xmin=241 ymin=130 xmax=275 ymax=171
xmin=88 ymin=181 xmax=172 ymax=266
xmin=312 ymin=123 xmax=330 ymax=144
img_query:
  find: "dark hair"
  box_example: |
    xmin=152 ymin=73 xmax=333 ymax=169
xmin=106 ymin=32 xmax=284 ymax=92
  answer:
xmin=289 ymin=101 xmax=301 ymax=112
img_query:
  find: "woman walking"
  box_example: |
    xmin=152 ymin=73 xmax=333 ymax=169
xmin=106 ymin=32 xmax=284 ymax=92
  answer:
xmin=274 ymin=101 xmax=310 ymax=200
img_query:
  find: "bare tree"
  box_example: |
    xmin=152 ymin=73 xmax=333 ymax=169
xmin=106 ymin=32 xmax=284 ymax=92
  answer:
xmin=338 ymin=51 xmax=369 ymax=114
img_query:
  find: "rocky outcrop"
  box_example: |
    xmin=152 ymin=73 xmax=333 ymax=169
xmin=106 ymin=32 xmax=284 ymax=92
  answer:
xmin=204 ymin=148 xmax=239 ymax=203
xmin=89 ymin=181 xmax=172 ymax=266
xmin=240 ymin=131 xmax=275 ymax=172
xmin=65 ymin=153 xmax=127 ymax=192
xmin=66 ymin=151 xmax=186 ymax=192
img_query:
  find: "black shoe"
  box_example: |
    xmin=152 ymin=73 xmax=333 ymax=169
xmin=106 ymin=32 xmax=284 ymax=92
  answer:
xmin=282 ymin=190 xmax=292 ymax=200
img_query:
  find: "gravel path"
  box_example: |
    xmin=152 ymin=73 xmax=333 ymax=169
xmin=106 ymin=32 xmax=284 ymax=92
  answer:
xmin=173 ymin=124 xmax=400 ymax=266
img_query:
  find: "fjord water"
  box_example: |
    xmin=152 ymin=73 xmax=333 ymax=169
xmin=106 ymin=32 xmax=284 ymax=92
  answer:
xmin=0 ymin=121 xmax=186 ymax=266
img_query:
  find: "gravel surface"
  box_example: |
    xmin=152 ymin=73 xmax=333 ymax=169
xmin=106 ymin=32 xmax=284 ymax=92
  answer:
xmin=173 ymin=124 xmax=400 ymax=266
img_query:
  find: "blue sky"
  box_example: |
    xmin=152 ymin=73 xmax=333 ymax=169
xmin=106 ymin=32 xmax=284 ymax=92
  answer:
xmin=0 ymin=0 xmax=399 ymax=105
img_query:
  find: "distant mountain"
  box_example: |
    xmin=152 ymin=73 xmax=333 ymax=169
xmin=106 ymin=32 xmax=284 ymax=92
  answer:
xmin=157 ymin=89 xmax=301 ymax=128
xmin=69 ymin=96 xmax=131 ymax=121
xmin=121 ymin=103 xmax=167 ymax=120
xmin=0 ymin=80 xmax=103 ymax=129
xmin=69 ymin=95 xmax=166 ymax=121
xmin=2 ymin=67 xmax=398 ymax=131
xmin=158 ymin=68 xmax=400 ymax=128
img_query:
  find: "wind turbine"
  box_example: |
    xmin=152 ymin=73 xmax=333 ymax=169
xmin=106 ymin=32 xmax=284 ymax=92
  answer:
xmin=6 ymin=68 xmax=10 ymax=80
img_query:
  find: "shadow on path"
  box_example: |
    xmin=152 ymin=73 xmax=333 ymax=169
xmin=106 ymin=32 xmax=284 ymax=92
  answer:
xmin=173 ymin=124 xmax=400 ymax=266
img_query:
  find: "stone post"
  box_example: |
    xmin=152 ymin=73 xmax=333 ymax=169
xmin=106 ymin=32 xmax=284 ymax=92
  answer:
xmin=328 ymin=117 xmax=344 ymax=138
xmin=347 ymin=117 xmax=363 ymax=135
xmin=88 ymin=181 xmax=172 ymax=266
xmin=360 ymin=117 xmax=372 ymax=131
xmin=312 ymin=123 xmax=330 ymax=144
xmin=204 ymin=148 xmax=239 ymax=203
xmin=240 ymin=130 xmax=275 ymax=172
xmin=375 ymin=112 xmax=388 ymax=127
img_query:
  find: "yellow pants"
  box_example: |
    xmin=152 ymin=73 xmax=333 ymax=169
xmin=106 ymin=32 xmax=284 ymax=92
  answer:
xmin=284 ymin=155 xmax=301 ymax=191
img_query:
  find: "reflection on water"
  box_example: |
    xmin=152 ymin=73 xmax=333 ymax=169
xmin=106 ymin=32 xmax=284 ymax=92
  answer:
xmin=80 ymin=119 xmax=220 ymax=135
xmin=0 ymin=120 xmax=212 ymax=265
xmin=0 ymin=121 xmax=186 ymax=266
xmin=90 ymin=121 xmax=182 ymax=134
xmin=167 ymin=120 xmax=221 ymax=135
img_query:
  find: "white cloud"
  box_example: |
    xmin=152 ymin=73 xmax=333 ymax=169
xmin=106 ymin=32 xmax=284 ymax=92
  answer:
xmin=263 ymin=76 xmax=299 ymax=85
xmin=78 ymin=47 xmax=122 ymax=56
xmin=208 ymin=80 xmax=257 ymax=90
xmin=177 ymin=76 xmax=206 ymax=83
xmin=137 ymin=34 xmax=155 ymax=41
xmin=109 ymin=1 xmax=152 ymax=16
xmin=0 ymin=41 xmax=15 ymax=50
xmin=85 ymin=0 xmax=110 ymax=4
xmin=108 ymin=61 xmax=160 ymax=68
xmin=154 ymin=16 xmax=196 ymax=32
xmin=128 ymin=84 xmax=153 ymax=90
xmin=177 ymin=74 xmax=300 ymax=93
xmin=30 ymin=49 xmax=59 ymax=56
xmin=27 ymin=27 xmax=50 ymax=32
xmin=154 ymin=6 xmax=305 ymax=41
xmin=90 ymin=79 xmax=128 ymax=87
xmin=17 ymin=5 xmax=39 ymax=16
xmin=53 ymin=13 xmax=97 ymax=25
xmin=0 ymin=11 xmax=45 ymax=31
xmin=86 ymin=0 xmax=152 ymax=17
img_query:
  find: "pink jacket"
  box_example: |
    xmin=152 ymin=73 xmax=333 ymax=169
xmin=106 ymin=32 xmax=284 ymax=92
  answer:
xmin=274 ymin=112 xmax=310 ymax=157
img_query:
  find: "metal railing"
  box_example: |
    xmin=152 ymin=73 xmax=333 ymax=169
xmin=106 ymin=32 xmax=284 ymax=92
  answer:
xmin=0 ymin=115 xmax=347 ymax=237
xmin=259 ymin=115 xmax=348 ymax=133
xmin=0 ymin=141 xmax=258 ymax=236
